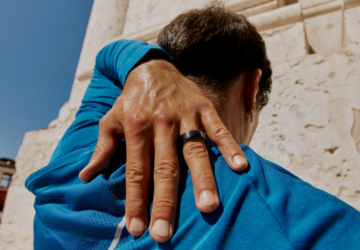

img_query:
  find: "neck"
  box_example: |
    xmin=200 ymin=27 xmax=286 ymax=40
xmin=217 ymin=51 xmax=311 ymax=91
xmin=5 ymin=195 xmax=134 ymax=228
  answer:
xmin=217 ymin=78 xmax=259 ymax=145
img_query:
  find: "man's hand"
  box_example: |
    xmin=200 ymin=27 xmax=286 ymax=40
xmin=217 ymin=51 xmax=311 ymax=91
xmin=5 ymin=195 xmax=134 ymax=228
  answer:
xmin=79 ymin=56 xmax=247 ymax=242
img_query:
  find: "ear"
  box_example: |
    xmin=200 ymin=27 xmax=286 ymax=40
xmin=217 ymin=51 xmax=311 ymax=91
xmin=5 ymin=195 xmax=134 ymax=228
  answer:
xmin=245 ymin=69 xmax=262 ymax=111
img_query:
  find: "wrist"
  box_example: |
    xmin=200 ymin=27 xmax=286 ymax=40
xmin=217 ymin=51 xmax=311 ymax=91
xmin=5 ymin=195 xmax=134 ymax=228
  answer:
xmin=126 ymin=52 xmax=180 ymax=86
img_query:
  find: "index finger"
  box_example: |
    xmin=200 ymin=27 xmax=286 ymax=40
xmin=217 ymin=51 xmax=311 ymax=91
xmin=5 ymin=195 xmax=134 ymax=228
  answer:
xmin=79 ymin=112 xmax=123 ymax=182
xmin=201 ymin=106 xmax=248 ymax=171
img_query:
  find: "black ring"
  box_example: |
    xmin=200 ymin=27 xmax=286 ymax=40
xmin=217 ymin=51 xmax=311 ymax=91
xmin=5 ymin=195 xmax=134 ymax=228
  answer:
xmin=180 ymin=130 xmax=207 ymax=144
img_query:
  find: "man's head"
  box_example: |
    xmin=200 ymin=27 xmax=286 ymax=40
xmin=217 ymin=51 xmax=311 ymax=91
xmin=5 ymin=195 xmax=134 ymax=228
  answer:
xmin=158 ymin=4 xmax=272 ymax=111
xmin=157 ymin=4 xmax=272 ymax=144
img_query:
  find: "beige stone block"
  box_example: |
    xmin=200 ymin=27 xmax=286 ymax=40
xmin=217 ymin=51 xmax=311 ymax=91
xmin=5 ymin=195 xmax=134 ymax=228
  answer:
xmin=121 ymin=0 xmax=278 ymax=38
xmin=344 ymin=0 xmax=360 ymax=9
xmin=0 ymin=125 xmax=61 ymax=247
xmin=0 ymin=230 xmax=32 ymax=250
xmin=251 ymin=53 xmax=360 ymax=210
xmin=22 ymin=130 xmax=39 ymax=145
xmin=298 ymin=0 xmax=337 ymax=9
xmin=249 ymin=3 xmax=302 ymax=31
xmin=35 ymin=128 xmax=57 ymax=144
xmin=261 ymin=22 xmax=307 ymax=62
xmin=122 ymin=0 xmax=206 ymax=37
xmin=0 ymin=186 xmax=35 ymax=240
xmin=13 ymin=137 xmax=58 ymax=187
xmin=344 ymin=6 xmax=360 ymax=56
xmin=304 ymin=10 xmax=343 ymax=56
xmin=69 ymin=79 xmax=91 ymax=110
xmin=48 ymin=119 xmax=59 ymax=129
xmin=121 ymin=0 xmax=277 ymax=38
xmin=58 ymin=102 xmax=72 ymax=123
xmin=240 ymin=1 xmax=278 ymax=17
xmin=75 ymin=0 xmax=130 ymax=81
xmin=226 ymin=0 xmax=274 ymax=12
xmin=112 ymin=0 xmax=280 ymax=43
xmin=302 ymin=0 xmax=341 ymax=18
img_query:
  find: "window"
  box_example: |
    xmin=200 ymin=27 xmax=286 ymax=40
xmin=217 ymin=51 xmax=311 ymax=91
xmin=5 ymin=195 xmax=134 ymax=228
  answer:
xmin=0 ymin=174 xmax=12 ymax=189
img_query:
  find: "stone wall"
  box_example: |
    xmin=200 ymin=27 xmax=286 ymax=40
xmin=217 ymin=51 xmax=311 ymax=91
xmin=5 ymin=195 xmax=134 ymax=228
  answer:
xmin=1 ymin=0 xmax=359 ymax=248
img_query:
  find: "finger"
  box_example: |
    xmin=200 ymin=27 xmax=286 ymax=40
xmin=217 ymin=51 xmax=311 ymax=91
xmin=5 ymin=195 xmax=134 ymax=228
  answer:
xmin=79 ymin=112 xmax=123 ymax=182
xmin=149 ymin=125 xmax=179 ymax=242
xmin=180 ymin=117 xmax=220 ymax=213
xmin=125 ymin=132 xmax=152 ymax=237
xmin=201 ymin=105 xmax=248 ymax=171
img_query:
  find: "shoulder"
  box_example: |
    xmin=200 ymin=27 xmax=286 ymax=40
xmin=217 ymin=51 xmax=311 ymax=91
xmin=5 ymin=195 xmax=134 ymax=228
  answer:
xmin=207 ymin=144 xmax=360 ymax=249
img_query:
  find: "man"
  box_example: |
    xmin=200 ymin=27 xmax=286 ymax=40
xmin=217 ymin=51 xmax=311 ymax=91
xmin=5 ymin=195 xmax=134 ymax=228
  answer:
xmin=26 ymin=5 xmax=360 ymax=249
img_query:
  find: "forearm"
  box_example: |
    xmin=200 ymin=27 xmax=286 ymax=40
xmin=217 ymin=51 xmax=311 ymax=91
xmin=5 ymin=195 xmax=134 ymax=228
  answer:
xmin=77 ymin=40 xmax=171 ymax=116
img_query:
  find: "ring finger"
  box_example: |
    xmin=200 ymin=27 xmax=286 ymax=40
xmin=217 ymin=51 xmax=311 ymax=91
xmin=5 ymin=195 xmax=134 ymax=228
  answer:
xmin=180 ymin=115 xmax=220 ymax=213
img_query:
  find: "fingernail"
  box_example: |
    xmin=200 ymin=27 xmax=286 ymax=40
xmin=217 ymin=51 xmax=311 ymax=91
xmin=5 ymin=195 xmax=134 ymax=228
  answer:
xmin=129 ymin=218 xmax=146 ymax=234
xmin=152 ymin=219 xmax=170 ymax=237
xmin=199 ymin=190 xmax=216 ymax=205
xmin=233 ymin=155 xmax=246 ymax=168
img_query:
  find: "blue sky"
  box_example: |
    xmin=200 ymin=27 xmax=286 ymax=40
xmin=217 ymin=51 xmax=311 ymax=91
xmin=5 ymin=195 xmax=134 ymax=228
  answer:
xmin=0 ymin=0 xmax=94 ymax=159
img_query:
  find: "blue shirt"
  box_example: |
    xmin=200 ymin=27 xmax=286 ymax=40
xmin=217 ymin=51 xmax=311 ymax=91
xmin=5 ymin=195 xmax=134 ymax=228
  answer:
xmin=26 ymin=40 xmax=360 ymax=250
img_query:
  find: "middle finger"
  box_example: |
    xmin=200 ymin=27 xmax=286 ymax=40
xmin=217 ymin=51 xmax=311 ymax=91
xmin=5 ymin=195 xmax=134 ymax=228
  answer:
xmin=149 ymin=124 xmax=180 ymax=242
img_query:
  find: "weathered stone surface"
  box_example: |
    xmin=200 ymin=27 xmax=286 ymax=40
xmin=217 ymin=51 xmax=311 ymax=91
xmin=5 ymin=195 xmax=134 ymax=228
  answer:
xmin=344 ymin=0 xmax=360 ymax=9
xmin=240 ymin=1 xmax=278 ymax=17
xmin=249 ymin=3 xmax=302 ymax=31
xmin=122 ymin=0 xmax=277 ymax=37
xmin=75 ymin=0 xmax=130 ymax=81
xmin=69 ymin=79 xmax=91 ymax=110
xmin=0 ymin=229 xmax=32 ymax=250
xmin=226 ymin=0 xmax=275 ymax=12
xmin=298 ymin=0 xmax=337 ymax=9
xmin=304 ymin=10 xmax=342 ymax=56
xmin=251 ymin=53 xmax=360 ymax=210
xmin=351 ymin=109 xmax=360 ymax=153
xmin=302 ymin=0 xmax=342 ymax=18
xmin=0 ymin=128 xmax=60 ymax=249
xmin=0 ymin=101 xmax=76 ymax=248
xmin=122 ymin=0 xmax=217 ymax=36
xmin=261 ymin=22 xmax=307 ymax=62
xmin=344 ymin=6 xmax=360 ymax=57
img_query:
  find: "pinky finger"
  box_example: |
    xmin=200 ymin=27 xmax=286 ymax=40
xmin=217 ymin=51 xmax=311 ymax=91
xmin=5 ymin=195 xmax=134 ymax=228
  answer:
xmin=200 ymin=106 xmax=248 ymax=172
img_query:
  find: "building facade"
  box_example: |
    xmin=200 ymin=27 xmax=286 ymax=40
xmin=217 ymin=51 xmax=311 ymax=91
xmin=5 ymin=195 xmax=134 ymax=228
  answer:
xmin=1 ymin=0 xmax=360 ymax=248
xmin=0 ymin=158 xmax=15 ymax=216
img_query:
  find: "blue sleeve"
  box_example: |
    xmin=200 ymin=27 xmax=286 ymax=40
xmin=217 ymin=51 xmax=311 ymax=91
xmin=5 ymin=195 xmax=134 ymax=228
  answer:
xmin=25 ymin=39 xmax=170 ymax=191
xmin=25 ymin=40 xmax=171 ymax=250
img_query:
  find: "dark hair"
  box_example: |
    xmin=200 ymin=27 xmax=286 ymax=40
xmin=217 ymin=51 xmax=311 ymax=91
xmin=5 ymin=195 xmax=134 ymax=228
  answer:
xmin=158 ymin=4 xmax=272 ymax=110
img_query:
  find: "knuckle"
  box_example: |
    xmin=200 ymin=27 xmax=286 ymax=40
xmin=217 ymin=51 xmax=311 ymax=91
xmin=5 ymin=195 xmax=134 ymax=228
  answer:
xmin=153 ymin=197 xmax=175 ymax=211
xmin=196 ymin=172 xmax=214 ymax=183
xmin=178 ymin=104 xmax=191 ymax=117
xmin=154 ymin=109 xmax=174 ymax=126
xmin=126 ymin=199 xmax=145 ymax=211
xmin=199 ymin=98 xmax=212 ymax=110
xmin=100 ymin=112 xmax=123 ymax=135
xmin=126 ymin=164 xmax=147 ymax=183
xmin=213 ymin=126 xmax=231 ymax=141
xmin=99 ymin=114 xmax=109 ymax=127
xmin=184 ymin=142 xmax=207 ymax=158
xmin=154 ymin=161 xmax=178 ymax=179
xmin=128 ymin=113 xmax=148 ymax=129
xmin=90 ymin=145 xmax=102 ymax=161
xmin=93 ymin=144 xmax=103 ymax=155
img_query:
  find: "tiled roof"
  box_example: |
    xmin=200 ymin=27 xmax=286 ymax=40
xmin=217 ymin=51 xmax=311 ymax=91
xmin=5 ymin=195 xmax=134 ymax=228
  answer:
xmin=0 ymin=158 xmax=15 ymax=169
